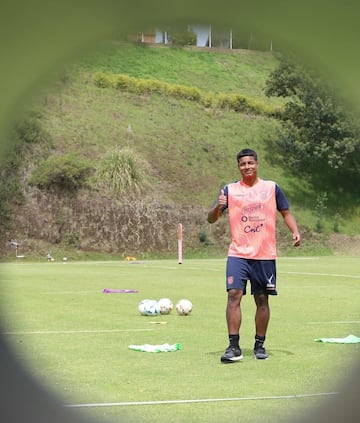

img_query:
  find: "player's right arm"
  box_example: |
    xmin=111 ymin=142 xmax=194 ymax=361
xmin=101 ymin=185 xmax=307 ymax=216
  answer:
xmin=207 ymin=188 xmax=227 ymax=223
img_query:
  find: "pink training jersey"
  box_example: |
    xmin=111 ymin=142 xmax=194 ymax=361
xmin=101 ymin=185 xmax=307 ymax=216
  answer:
xmin=227 ymin=179 xmax=277 ymax=259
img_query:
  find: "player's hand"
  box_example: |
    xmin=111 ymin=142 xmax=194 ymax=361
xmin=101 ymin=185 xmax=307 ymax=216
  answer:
xmin=293 ymin=233 xmax=301 ymax=247
xmin=217 ymin=189 xmax=227 ymax=207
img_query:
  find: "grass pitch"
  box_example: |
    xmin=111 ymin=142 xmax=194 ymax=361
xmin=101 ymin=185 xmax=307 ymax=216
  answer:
xmin=0 ymin=256 xmax=359 ymax=423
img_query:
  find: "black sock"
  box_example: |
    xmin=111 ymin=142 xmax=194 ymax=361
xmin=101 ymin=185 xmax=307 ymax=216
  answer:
xmin=229 ymin=334 xmax=240 ymax=348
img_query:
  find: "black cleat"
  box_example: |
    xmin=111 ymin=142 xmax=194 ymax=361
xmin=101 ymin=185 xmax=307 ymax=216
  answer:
xmin=254 ymin=345 xmax=269 ymax=360
xmin=220 ymin=346 xmax=243 ymax=363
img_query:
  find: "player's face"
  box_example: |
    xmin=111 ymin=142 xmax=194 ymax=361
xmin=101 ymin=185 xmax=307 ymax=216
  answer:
xmin=238 ymin=155 xmax=258 ymax=178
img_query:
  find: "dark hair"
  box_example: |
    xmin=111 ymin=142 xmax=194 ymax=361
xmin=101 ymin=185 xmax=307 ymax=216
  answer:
xmin=236 ymin=148 xmax=258 ymax=162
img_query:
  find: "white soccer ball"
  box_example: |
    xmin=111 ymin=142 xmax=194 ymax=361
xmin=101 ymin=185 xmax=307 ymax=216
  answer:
xmin=138 ymin=299 xmax=152 ymax=316
xmin=138 ymin=299 xmax=159 ymax=316
xmin=176 ymin=299 xmax=193 ymax=316
xmin=146 ymin=300 xmax=160 ymax=316
xmin=157 ymin=298 xmax=173 ymax=315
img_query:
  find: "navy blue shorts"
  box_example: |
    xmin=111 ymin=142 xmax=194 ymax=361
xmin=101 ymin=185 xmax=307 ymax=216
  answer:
xmin=226 ymin=257 xmax=277 ymax=295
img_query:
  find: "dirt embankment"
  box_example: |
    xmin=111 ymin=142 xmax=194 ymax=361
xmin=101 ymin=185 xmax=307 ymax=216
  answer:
xmin=328 ymin=234 xmax=360 ymax=256
xmin=2 ymin=187 xmax=359 ymax=258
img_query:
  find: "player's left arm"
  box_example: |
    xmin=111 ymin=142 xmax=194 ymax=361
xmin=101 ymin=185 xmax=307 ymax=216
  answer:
xmin=280 ymin=209 xmax=301 ymax=247
xmin=276 ymin=184 xmax=301 ymax=247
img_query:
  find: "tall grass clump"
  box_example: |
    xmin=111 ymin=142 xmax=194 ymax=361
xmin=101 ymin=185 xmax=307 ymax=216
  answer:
xmin=97 ymin=148 xmax=148 ymax=194
xmin=217 ymin=93 xmax=279 ymax=116
xmin=92 ymin=71 xmax=113 ymax=88
xmin=315 ymin=191 xmax=328 ymax=233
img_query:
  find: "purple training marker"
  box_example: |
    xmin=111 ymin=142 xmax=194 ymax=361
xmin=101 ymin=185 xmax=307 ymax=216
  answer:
xmin=103 ymin=289 xmax=138 ymax=293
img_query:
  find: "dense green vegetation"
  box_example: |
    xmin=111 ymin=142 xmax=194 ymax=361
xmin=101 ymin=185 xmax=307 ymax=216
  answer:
xmin=265 ymin=55 xmax=360 ymax=194
xmin=1 ymin=42 xmax=359 ymax=258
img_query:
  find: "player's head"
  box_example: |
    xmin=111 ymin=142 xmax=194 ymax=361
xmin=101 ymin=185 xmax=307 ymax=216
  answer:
xmin=236 ymin=148 xmax=258 ymax=163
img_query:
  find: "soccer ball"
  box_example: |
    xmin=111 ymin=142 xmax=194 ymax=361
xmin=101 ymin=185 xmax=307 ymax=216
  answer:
xmin=138 ymin=299 xmax=151 ymax=315
xmin=145 ymin=299 xmax=161 ymax=316
xmin=157 ymin=298 xmax=173 ymax=315
xmin=138 ymin=299 xmax=160 ymax=316
xmin=176 ymin=299 xmax=193 ymax=316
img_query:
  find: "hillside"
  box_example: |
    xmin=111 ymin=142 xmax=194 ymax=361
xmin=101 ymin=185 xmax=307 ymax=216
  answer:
xmin=2 ymin=42 xmax=359 ymax=260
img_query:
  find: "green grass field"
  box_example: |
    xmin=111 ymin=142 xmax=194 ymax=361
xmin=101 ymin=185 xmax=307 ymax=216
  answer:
xmin=0 ymin=256 xmax=359 ymax=423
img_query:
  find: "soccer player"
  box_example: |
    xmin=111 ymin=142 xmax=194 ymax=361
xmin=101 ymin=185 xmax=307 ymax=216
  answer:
xmin=207 ymin=148 xmax=300 ymax=363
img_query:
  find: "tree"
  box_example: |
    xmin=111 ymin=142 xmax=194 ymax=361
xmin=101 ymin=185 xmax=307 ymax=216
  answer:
xmin=265 ymin=55 xmax=360 ymax=194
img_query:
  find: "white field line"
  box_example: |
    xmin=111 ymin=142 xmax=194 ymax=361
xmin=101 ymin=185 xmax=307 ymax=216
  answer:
xmin=308 ymin=321 xmax=360 ymax=324
xmin=41 ymin=291 xmax=103 ymax=295
xmin=65 ymin=391 xmax=338 ymax=408
xmin=2 ymin=328 xmax=154 ymax=335
xmin=280 ymin=257 xmax=318 ymax=260
xmin=3 ymin=322 xmax=357 ymax=335
xmin=280 ymin=271 xmax=360 ymax=279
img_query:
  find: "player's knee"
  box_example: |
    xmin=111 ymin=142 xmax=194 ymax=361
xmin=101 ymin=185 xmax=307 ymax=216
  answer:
xmin=227 ymin=290 xmax=242 ymax=305
xmin=254 ymin=293 xmax=268 ymax=307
